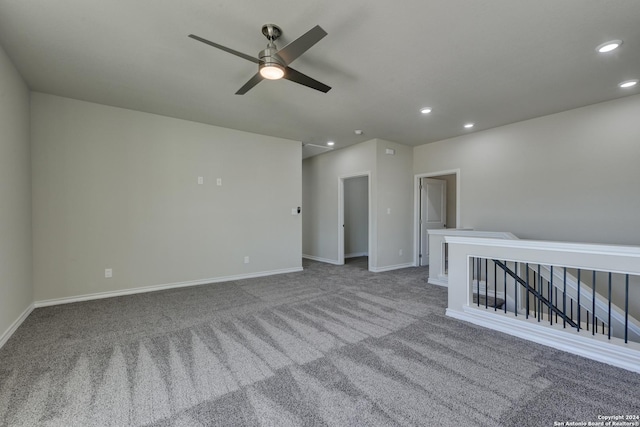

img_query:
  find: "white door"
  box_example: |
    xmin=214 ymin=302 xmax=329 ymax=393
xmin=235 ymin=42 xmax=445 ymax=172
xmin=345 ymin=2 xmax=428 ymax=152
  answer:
xmin=420 ymin=178 xmax=446 ymax=266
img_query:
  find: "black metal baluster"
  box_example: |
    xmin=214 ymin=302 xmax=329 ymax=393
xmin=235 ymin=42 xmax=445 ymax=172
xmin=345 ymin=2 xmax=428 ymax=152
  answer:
xmin=551 ymin=286 xmax=558 ymax=323
xmin=586 ymin=312 xmax=589 ymax=331
xmin=563 ymin=267 xmax=567 ymax=328
xmin=592 ymin=271 xmax=596 ymax=336
xmin=478 ymin=257 xmax=482 ymax=307
xmin=494 ymin=261 xmax=497 ymax=311
xmin=526 ymin=263 xmax=530 ymax=319
xmin=474 ymin=257 xmax=479 ymax=307
xmin=514 ymin=262 xmax=518 ymax=317
xmin=549 ymin=267 xmax=553 ymax=326
xmin=625 ymin=274 xmax=629 ymax=344
xmin=533 ymin=270 xmax=536 ymax=318
xmin=577 ymin=269 xmax=581 ymax=331
xmin=485 ymin=258 xmax=488 ymax=309
xmin=608 ymin=272 xmax=612 ymax=340
xmin=537 ymin=264 xmax=542 ymax=322
xmin=504 ymin=261 xmax=507 ymax=314
xmin=570 ymin=299 xmax=573 ymax=324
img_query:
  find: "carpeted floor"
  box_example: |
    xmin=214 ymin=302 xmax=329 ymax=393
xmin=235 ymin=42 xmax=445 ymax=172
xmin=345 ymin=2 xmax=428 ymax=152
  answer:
xmin=1 ymin=258 xmax=639 ymax=426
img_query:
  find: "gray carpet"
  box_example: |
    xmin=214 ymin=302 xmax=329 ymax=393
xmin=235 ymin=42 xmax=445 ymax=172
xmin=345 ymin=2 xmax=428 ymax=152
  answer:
xmin=1 ymin=258 xmax=639 ymax=426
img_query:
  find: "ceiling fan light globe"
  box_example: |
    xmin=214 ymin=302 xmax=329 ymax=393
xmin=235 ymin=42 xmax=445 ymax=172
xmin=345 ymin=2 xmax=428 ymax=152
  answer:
xmin=260 ymin=64 xmax=285 ymax=80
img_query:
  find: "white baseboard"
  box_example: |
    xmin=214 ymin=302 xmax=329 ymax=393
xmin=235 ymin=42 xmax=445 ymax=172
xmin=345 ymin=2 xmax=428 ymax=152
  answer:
xmin=369 ymin=262 xmax=414 ymax=273
xmin=34 ymin=267 xmax=303 ymax=308
xmin=446 ymin=306 xmax=640 ymax=374
xmin=0 ymin=303 xmax=35 ymax=350
xmin=345 ymin=252 xmax=368 ymax=259
xmin=302 ymin=254 xmax=342 ymax=265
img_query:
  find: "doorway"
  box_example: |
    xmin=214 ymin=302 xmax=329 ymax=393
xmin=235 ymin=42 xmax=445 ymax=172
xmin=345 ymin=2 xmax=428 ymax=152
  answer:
xmin=338 ymin=173 xmax=372 ymax=270
xmin=420 ymin=178 xmax=446 ymax=266
xmin=413 ymin=170 xmax=460 ymax=267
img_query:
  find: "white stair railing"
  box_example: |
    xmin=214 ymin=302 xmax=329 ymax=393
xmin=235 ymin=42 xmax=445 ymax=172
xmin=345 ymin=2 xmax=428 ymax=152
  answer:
xmin=533 ymin=264 xmax=640 ymax=342
xmin=444 ymin=235 xmax=640 ymax=374
xmin=428 ymin=229 xmax=640 ymax=342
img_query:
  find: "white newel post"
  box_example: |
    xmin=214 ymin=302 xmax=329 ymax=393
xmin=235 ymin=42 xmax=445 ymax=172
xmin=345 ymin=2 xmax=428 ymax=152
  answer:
xmin=427 ymin=231 xmax=447 ymax=286
xmin=427 ymin=229 xmax=516 ymax=288
xmin=445 ymin=239 xmax=473 ymax=314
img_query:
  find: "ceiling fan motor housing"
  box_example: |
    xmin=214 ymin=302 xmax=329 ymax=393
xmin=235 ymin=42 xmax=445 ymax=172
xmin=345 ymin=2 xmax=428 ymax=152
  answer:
xmin=259 ymin=24 xmax=285 ymax=70
xmin=259 ymin=46 xmax=285 ymax=79
xmin=259 ymin=46 xmax=284 ymax=66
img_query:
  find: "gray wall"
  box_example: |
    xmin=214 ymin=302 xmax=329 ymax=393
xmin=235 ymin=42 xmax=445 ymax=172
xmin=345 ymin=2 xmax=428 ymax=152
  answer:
xmin=414 ymin=94 xmax=640 ymax=245
xmin=302 ymin=138 xmax=414 ymax=270
xmin=0 ymin=44 xmax=32 ymax=341
xmin=375 ymin=140 xmax=414 ymax=268
xmin=344 ymin=176 xmax=368 ymax=257
xmin=31 ymin=93 xmax=302 ymax=302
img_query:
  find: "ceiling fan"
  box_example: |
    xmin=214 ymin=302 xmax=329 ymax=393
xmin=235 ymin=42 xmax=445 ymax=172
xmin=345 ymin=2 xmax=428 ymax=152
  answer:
xmin=189 ymin=24 xmax=331 ymax=95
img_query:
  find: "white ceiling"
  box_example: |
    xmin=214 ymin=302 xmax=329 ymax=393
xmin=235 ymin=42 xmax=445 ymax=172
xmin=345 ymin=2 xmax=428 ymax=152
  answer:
xmin=0 ymin=0 xmax=638 ymax=158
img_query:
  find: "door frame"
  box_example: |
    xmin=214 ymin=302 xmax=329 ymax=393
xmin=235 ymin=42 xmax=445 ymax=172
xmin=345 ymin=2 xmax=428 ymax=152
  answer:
xmin=413 ymin=169 xmax=461 ymax=267
xmin=420 ymin=177 xmax=447 ymax=266
xmin=338 ymin=172 xmax=373 ymax=270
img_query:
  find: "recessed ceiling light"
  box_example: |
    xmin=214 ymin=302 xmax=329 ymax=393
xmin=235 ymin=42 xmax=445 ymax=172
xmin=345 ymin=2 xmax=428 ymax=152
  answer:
xmin=420 ymin=107 xmax=432 ymax=114
xmin=464 ymin=123 xmax=474 ymax=129
xmin=327 ymin=141 xmax=335 ymax=146
xmin=596 ymin=40 xmax=622 ymax=53
xmin=619 ymin=79 xmax=638 ymax=88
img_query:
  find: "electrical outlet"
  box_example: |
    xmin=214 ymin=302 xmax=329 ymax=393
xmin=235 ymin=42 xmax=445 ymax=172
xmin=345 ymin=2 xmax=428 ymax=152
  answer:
xmin=387 ymin=208 xmax=391 ymax=214
xmin=197 ymin=176 xmax=204 ymax=185
xmin=244 ymin=256 xmax=250 ymax=264
xmin=399 ymin=249 xmax=403 ymax=256
xmin=217 ymin=178 xmax=222 ymax=186
xmin=105 ymin=268 xmax=112 ymax=278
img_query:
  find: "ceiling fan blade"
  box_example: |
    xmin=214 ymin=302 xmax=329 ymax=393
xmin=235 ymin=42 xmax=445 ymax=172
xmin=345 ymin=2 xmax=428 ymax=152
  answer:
xmin=189 ymin=34 xmax=259 ymax=64
xmin=284 ymin=67 xmax=331 ymax=93
xmin=276 ymin=25 xmax=327 ymax=66
xmin=235 ymin=72 xmax=264 ymax=95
